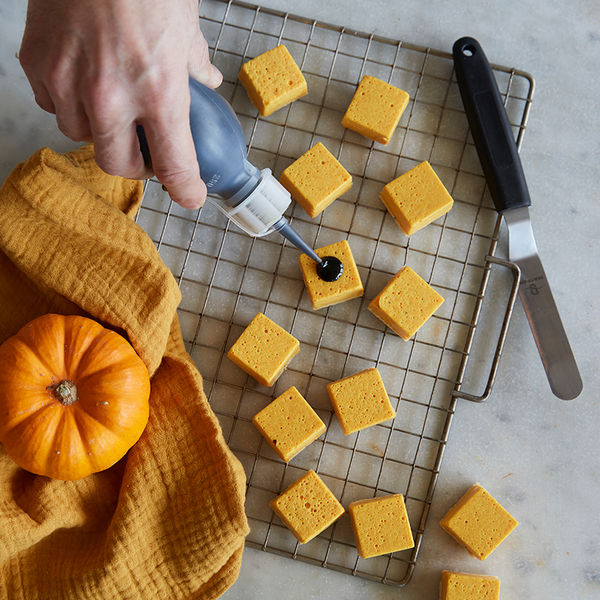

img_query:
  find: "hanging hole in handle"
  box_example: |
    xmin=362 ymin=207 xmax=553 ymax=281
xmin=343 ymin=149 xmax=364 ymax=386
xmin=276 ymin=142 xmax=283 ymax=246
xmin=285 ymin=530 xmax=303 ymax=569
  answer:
xmin=452 ymin=255 xmax=521 ymax=403
xmin=461 ymin=44 xmax=477 ymax=57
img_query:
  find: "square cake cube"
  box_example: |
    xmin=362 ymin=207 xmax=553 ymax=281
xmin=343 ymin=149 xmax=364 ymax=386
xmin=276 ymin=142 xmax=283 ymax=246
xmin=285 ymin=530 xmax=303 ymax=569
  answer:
xmin=380 ymin=161 xmax=454 ymax=235
xmin=349 ymin=494 xmax=414 ymax=559
xmin=440 ymin=571 xmax=501 ymax=600
xmin=238 ymin=45 xmax=308 ymax=117
xmin=227 ymin=312 xmax=300 ymax=387
xmin=327 ymin=368 xmax=396 ymax=435
xmin=299 ymin=239 xmax=364 ymax=310
xmin=280 ymin=142 xmax=352 ymax=218
xmin=368 ymin=266 xmax=444 ymax=340
xmin=342 ymin=75 xmax=410 ymax=145
xmin=440 ymin=484 xmax=519 ymax=560
xmin=270 ymin=470 xmax=345 ymax=543
xmin=253 ymin=386 xmax=326 ymax=462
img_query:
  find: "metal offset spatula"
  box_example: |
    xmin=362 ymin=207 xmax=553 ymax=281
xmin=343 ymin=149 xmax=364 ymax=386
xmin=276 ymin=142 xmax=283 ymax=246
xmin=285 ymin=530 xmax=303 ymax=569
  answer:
xmin=452 ymin=37 xmax=583 ymax=400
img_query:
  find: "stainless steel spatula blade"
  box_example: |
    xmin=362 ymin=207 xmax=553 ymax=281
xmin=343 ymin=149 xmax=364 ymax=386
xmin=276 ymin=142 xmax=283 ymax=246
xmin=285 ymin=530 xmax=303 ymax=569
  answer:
xmin=452 ymin=37 xmax=582 ymax=400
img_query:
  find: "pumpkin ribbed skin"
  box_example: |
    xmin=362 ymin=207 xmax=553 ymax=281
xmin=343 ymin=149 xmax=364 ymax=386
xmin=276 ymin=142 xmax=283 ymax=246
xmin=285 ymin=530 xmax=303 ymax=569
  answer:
xmin=0 ymin=314 xmax=150 ymax=480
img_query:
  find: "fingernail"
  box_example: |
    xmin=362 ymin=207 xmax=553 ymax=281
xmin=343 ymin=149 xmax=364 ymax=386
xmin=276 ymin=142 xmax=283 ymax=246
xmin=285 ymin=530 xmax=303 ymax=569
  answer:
xmin=211 ymin=65 xmax=223 ymax=87
xmin=181 ymin=200 xmax=202 ymax=210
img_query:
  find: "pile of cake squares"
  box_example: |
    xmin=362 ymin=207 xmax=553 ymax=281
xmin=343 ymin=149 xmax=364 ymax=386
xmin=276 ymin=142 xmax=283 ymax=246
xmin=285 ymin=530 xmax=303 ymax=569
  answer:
xmin=230 ymin=44 xmax=518 ymax=598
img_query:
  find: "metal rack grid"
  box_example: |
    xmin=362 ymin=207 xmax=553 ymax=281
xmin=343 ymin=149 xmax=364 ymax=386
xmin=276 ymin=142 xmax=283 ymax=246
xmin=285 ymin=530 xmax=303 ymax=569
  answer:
xmin=135 ymin=0 xmax=534 ymax=587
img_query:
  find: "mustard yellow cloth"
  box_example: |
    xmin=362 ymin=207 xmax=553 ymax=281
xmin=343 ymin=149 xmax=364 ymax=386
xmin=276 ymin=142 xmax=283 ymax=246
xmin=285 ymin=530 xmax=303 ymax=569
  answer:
xmin=0 ymin=145 xmax=249 ymax=599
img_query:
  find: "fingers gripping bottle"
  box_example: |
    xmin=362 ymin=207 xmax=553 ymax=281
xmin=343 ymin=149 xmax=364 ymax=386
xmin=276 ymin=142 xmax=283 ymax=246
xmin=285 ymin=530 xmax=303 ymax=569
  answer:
xmin=138 ymin=77 xmax=322 ymax=264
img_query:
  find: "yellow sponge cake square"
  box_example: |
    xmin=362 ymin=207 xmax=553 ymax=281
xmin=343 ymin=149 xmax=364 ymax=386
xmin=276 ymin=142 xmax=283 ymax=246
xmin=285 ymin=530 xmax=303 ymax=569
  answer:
xmin=238 ymin=45 xmax=308 ymax=116
xmin=280 ymin=142 xmax=352 ymax=218
xmin=440 ymin=571 xmax=501 ymax=600
xmin=253 ymin=387 xmax=326 ymax=463
xmin=227 ymin=312 xmax=300 ymax=387
xmin=368 ymin=266 xmax=444 ymax=340
xmin=327 ymin=368 xmax=395 ymax=435
xmin=440 ymin=484 xmax=518 ymax=560
xmin=380 ymin=161 xmax=453 ymax=236
xmin=299 ymin=239 xmax=364 ymax=310
xmin=342 ymin=75 xmax=409 ymax=145
xmin=349 ymin=494 xmax=414 ymax=558
xmin=270 ymin=470 xmax=345 ymax=543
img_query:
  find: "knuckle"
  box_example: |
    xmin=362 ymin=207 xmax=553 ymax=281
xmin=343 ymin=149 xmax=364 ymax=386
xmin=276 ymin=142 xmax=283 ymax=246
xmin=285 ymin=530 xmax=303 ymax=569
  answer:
xmin=139 ymin=69 xmax=191 ymax=117
xmin=44 ymin=64 xmax=74 ymax=105
xmin=93 ymin=153 xmax=120 ymax=176
xmin=56 ymin=122 xmax=90 ymax=142
xmin=17 ymin=47 xmax=34 ymax=74
xmin=93 ymin=145 xmax=147 ymax=180
xmin=33 ymin=93 xmax=55 ymax=114
xmin=154 ymin=163 xmax=198 ymax=188
xmin=96 ymin=157 xmax=142 ymax=180
xmin=85 ymin=81 xmax=120 ymax=124
xmin=55 ymin=108 xmax=91 ymax=142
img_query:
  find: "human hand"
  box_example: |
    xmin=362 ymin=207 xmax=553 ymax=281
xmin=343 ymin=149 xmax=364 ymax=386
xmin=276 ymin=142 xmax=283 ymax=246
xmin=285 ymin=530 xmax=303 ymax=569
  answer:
xmin=19 ymin=0 xmax=222 ymax=209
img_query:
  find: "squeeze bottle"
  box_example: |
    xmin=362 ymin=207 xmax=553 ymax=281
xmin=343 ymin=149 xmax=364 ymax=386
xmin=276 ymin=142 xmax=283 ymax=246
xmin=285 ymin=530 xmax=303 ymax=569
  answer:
xmin=137 ymin=77 xmax=322 ymax=264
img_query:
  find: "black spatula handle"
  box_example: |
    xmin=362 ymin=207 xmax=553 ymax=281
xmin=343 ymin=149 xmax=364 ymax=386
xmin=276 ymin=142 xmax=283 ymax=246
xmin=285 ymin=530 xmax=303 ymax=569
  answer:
xmin=452 ymin=37 xmax=531 ymax=213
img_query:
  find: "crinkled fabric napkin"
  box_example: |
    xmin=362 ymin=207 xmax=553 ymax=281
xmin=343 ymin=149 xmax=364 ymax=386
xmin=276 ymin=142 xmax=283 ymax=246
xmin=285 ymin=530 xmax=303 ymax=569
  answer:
xmin=0 ymin=145 xmax=249 ymax=599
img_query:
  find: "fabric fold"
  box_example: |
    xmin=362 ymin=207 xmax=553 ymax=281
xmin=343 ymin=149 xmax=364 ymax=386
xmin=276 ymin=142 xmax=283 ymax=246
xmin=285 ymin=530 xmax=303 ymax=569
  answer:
xmin=0 ymin=145 xmax=249 ymax=600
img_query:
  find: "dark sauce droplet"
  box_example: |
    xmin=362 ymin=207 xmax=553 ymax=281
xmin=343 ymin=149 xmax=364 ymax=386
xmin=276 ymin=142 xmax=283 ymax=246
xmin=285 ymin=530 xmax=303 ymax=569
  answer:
xmin=316 ymin=256 xmax=344 ymax=282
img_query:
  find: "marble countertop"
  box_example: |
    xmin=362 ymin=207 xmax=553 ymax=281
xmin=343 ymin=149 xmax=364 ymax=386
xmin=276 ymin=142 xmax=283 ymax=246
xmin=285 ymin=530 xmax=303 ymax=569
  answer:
xmin=1 ymin=1 xmax=598 ymax=599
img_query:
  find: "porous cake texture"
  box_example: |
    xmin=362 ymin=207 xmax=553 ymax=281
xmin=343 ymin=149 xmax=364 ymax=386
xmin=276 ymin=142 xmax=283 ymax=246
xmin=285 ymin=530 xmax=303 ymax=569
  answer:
xmin=440 ymin=571 xmax=501 ymax=600
xmin=227 ymin=312 xmax=300 ymax=387
xmin=327 ymin=368 xmax=396 ymax=435
xmin=368 ymin=266 xmax=444 ymax=340
xmin=349 ymin=494 xmax=414 ymax=559
xmin=252 ymin=386 xmax=326 ymax=463
xmin=440 ymin=484 xmax=518 ymax=561
xmin=280 ymin=142 xmax=352 ymax=218
xmin=270 ymin=470 xmax=345 ymax=544
xmin=380 ymin=161 xmax=454 ymax=236
xmin=298 ymin=239 xmax=364 ymax=310
xmin=342 ymin=75 xmax=410 ymax=145
xmin=238 ymin=44 xmax=308 ymax=116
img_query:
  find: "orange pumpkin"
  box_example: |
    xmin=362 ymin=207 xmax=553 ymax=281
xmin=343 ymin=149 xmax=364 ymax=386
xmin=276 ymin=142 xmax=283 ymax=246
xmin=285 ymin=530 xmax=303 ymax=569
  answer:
xmin=0 ymin=314 xmax=150 ymax=480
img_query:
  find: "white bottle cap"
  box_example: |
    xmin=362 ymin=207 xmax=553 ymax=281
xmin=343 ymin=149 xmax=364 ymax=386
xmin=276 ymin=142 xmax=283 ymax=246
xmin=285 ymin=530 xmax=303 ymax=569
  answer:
xmin=208 ymin=168 xmax=291 ymax=236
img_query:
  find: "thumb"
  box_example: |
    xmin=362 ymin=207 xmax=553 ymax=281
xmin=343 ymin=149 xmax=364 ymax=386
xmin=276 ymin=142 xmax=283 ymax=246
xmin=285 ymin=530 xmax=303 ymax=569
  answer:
xmin=188 ymin=31 xmax=222 ymax=89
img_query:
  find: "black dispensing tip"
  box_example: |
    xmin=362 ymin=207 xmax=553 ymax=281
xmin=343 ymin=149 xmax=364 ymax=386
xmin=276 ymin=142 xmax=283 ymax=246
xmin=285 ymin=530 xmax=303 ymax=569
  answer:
xmin=272 ymin=217 xmax=323 ymax=264
xmin=316 ymin=256 xmax=344 ymax=282
xmin=271 ymin=218 xmax=343 ymax=280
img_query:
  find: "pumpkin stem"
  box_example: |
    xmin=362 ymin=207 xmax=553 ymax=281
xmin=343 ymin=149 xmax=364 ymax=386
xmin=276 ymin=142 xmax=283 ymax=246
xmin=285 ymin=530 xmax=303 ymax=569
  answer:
xmin=52 ymin=380 xmax=78 ymax=406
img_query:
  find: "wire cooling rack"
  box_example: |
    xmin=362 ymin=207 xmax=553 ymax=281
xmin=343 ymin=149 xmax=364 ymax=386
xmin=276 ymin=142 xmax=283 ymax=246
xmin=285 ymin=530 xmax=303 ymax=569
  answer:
xmin=135 ymin=0 xmax=534 ymax=587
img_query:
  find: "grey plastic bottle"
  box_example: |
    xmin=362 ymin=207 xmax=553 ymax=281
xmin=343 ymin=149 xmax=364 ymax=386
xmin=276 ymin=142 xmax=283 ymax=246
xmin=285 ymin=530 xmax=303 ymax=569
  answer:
xmin=138 ymin=77 xmax=321 ymax=263
xmin=189 ymin=77 xmax=259 ymax=205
